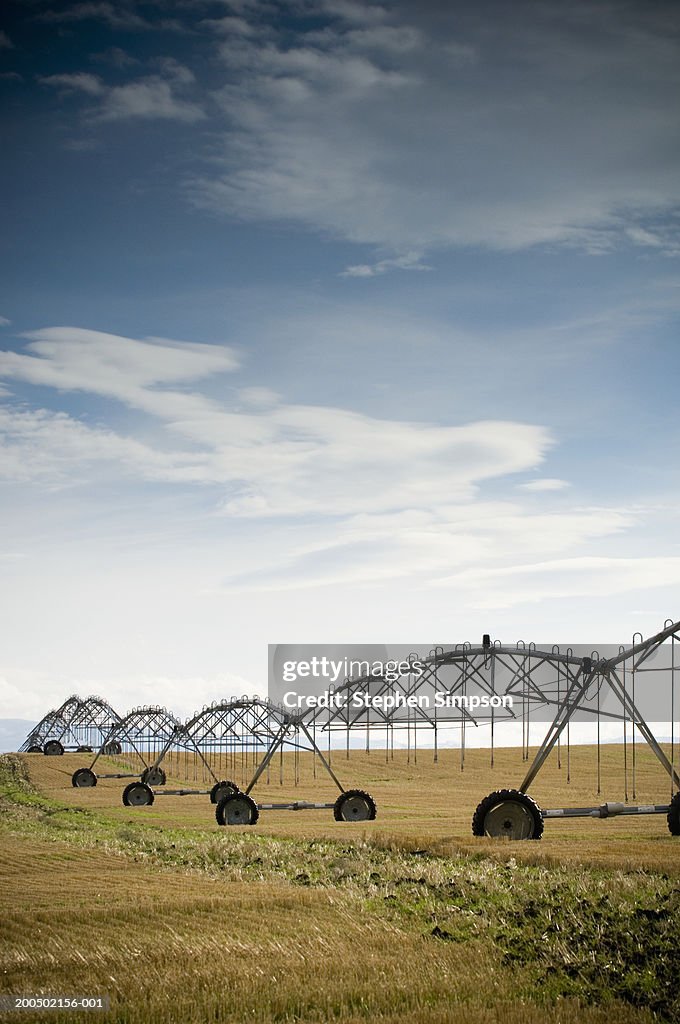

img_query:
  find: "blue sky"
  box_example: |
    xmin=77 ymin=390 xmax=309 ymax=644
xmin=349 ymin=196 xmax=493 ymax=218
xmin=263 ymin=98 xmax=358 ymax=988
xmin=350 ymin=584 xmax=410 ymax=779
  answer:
xmin=1 ymin=0 xmax=680 ymax=720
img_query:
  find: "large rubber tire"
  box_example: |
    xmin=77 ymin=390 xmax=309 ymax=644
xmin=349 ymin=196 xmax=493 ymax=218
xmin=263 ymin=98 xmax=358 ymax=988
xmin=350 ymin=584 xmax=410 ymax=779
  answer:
xmin=215 ymin=792 xmax=259 ymax=826
xmin=141 ymin=766 xmax=166 ymax=787
xmin=333 ymin=789 xmax=377 ymax=822
xmin=472 ymin=789 xmax=544 ymax=840
xmin=210 ymin=780 xmax=240 ymax=804
xmin=77 ymin=745 xmax=93 ymax=753
xmin=44 ymin=740 xmax=64 ymax=756
xmin=122 ymin=782 xmax=155 ymax=807
xmin=667 ymin=792 xmax=680 ymax=835
xmin=103 ymin=741 xmax=122 ymax=755
xmin=27 ymin=745 xmax=43 ymax=754
xmin=72 ymin=768 xmax=98 ymax=788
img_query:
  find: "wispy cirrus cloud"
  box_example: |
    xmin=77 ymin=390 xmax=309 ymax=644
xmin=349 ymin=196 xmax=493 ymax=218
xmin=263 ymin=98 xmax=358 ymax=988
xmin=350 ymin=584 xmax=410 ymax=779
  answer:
xmin=1 ymin=323 xmax=668 ymax=611
xmin=625 ymin=224 xmax=680 ymax=257
xmin=340 ymin=251 xmax=431 ymax=277
xmin=518 ymin=478 xmax=570 ymax=492
xmin=37 ymin=3 xmax=152 ymax=31
xmin=0 ymin=405 xmax=209 ymax=486
xmin=219 ymin=503 xmax=636 ymax=592
xmin=0 ymin=325 xmax=676 ymax=619
xmin=30 ymin=2 xmax=680 ymax=263
xmin=432 ymin=556 xmax=680 ymax=610
xmin=97 ymin=76 xmax=206 ymax=122
xmin=39 ymin=63 xmax=206 ymax=122
xmin=10 ymin=328 xmax=239 ymax=395
xmin=39 ymin=73 xmax=105 ymax=96
xmin=0 ymin=326 xmax=553 ymax=517
xmin=189 ymin=0 xmax=680 ymax=262
xmin=90 ymin=46 xmax=140 ymax=69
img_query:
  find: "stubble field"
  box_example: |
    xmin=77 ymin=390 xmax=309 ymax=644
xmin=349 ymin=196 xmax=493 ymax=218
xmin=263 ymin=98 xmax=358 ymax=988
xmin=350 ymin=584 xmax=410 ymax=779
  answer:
xmin=1 ymin=743 xmax=679 ymax=1023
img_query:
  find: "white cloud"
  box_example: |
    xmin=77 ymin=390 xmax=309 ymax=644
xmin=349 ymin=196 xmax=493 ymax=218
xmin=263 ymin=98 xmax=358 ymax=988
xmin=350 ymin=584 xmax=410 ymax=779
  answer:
xmin=90 ymin=46 xmax=139 ymax=69
xmin=221 ymin=503 xmax=634 ymax=591
xmin=0 ymin=317 xmax=10 ymax=327
xmin=432 ymin=556 xmax=680 ymax=609
xmin=36 ymin=3 xmax=680 ymax=255
xmin=627 ymin=226 xmax=665 ymax=248
xmin=214 ymin=0 xmax=264 ymax=12
xmin=1 ymin=325 xmax=676 ymax=611
xmin=216 ymin=414 xmax=552 ymax=517
xmin=155 ymin=57 xmax=195 ymax=85
xmin=202 ymin=16 xmax=258 ymax=37
xmin=238 ymin=386 xmax=281 ymax=407
xmin=38 ymin=3 xmax=151 ymax=31
xmin=0 ymin=326 xmax=552 ymax=516
xmin=98 ymin=76 xmax=206 ymax=122
xmin=192 ymin=2 xmax=680 ymax=256
xmin=0 ymin=30 xmax=14 ymax=49
xmin=41 ymin=63 xmax=206 ymax=124
xmin=343 ymin=25 xmax=422 ymax=53
xmin=0 ymin=671 xmax=260 ymax=721
xmin=9 ymin=327 xmax=239 ymax=394
xmin=0 ymin=320 xmax=677 ymax=705
xmin=519 ymin=478 xmax=570 ymax=492
xmin=40 ymin=73 xmax=105 ymax=96
xmin=214 ymin=38 xmax=414 ymax=90
xmin=0 ymin=406 xmax=210 ymax=486
xmin=625 ymin=224 xmax=680 ymax=257
xmin=341 ymin=251 xmax=431 ymax=277
xmin=318 ymin=1 xmax=389 ymax=27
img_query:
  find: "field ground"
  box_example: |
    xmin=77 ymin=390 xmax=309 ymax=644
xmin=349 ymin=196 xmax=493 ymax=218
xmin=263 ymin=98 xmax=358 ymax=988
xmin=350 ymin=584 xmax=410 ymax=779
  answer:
xmin=1 ymin=744 xmax=679 ymax=1022
xmin=26 ymin=741 xmax=680 ymax=872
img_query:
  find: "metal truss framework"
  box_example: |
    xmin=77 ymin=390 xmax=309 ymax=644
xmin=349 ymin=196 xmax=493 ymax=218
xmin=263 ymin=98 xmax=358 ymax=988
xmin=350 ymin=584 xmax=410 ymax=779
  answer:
xmin=304 ymin=619 xmax=680 ymax=792
xmin=21 ymin=618 xmax=680 ymax=826
xmin=86 ymin=705 xmax=186 ymax=783
xmin=143 ymin=699 xmax=348 ymax=802
xmin=21 ymin=695 xmax=120 ymax=755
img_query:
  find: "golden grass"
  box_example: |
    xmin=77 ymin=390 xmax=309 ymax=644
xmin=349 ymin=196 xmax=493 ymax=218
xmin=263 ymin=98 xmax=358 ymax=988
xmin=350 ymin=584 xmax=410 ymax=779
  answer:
xmin=28 ymin=741 xmax=680 ymax=874
xmin=0 ymin=830 xmax=657 ymax=1024
xmin=1 ymin=746 xmax=677 ymax=1023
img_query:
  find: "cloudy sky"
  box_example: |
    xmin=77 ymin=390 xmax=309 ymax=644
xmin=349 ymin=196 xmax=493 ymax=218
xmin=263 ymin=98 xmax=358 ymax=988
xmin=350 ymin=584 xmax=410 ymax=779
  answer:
xmin=1 ymin=0 xmax=680 ymax=721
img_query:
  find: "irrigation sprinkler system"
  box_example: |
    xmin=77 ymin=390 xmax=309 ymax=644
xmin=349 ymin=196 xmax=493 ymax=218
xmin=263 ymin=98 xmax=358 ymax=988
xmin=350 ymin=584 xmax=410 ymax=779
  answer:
xmin=71 ymin=706 xmax=187 ymax=795
xmin=470 ymin=619 xmax=680 ymax=839
xmin=20 ymin=618 xmax=680 ymax=836
xmin=21 ymin=695 xmax=120 ymax=756
xmin=120 ymin=698 xmax=378 ymax=824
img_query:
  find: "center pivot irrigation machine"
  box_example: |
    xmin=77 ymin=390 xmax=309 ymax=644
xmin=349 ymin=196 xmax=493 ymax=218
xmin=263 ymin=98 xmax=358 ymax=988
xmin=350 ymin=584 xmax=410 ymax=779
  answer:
xmin=22 ymin=618 xmax=680 ymax=837
xmin=22 ymin=695 xmax=121 ymax=756
xmin=70 ymin=706 xmax=185 ymax=794
xmin=113 ymin=698 xmax=378 ymax=825
xmin=23 ymin=696 xmax=378 ymax=824
xmin=466 ymin=619 xmax=680 ymax=840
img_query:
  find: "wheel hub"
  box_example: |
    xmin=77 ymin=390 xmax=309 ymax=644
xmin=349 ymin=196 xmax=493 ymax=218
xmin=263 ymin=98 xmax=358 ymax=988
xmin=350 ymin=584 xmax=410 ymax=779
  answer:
xmin=484 ymin=800 xmax=536 ymax=839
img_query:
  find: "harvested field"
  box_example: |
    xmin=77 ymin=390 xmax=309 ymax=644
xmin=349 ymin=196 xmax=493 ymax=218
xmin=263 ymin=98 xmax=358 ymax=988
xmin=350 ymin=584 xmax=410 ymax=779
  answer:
xmin=1 ymin=747 xmax=678 ymax=1023
xmin=24 ymin=741 xmax=680 ymax=872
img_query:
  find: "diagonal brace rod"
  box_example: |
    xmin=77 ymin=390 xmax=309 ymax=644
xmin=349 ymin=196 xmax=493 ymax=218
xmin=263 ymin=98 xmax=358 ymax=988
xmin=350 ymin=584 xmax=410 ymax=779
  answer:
xmin=606 ymin=668 xmax=680 ymax=790
xmin=519 ymin=663 xmax=596 ymax=793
